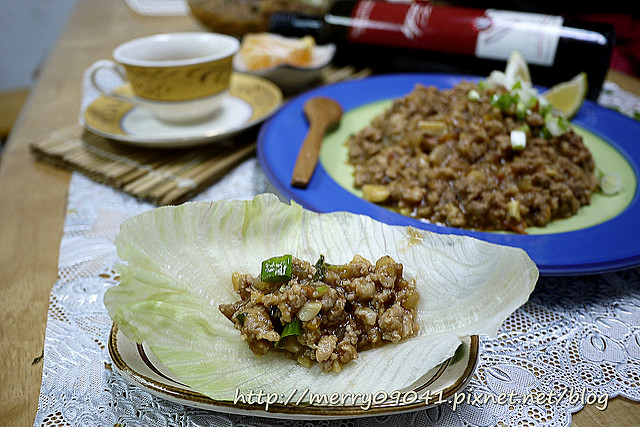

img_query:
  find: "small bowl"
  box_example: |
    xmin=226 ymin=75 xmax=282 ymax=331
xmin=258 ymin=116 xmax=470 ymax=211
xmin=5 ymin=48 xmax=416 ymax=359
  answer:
xmin=233 ymin=43 xmax=336 ymax=93
xmin=188 ymin=0 xmax=330 ymax=36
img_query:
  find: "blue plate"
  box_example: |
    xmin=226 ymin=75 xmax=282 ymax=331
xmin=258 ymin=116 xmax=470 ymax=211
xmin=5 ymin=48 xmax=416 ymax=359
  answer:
xmin=257 ymin=73 xmax=640 ymax=275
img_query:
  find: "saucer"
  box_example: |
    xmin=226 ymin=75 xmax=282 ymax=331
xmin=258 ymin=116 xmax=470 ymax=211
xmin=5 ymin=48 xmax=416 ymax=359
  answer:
xmin=82 ymin=73 xmax=282 ymax=148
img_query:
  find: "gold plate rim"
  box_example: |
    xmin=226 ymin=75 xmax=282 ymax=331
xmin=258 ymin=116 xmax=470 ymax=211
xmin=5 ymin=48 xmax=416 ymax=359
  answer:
xmin=81 ymin=72 xmax=282 ymax=148
xmin=108 ymin=322 xmax=479 ymax=420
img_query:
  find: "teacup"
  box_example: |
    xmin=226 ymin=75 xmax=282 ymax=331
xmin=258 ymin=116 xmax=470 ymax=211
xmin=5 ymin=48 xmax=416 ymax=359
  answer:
xmin=87 ymin=32 xmax=240 ymax=123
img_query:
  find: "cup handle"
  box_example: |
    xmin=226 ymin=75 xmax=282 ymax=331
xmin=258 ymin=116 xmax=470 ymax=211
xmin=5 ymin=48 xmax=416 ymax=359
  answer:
xmin=87 ymin=59 xmax=136 ymax=103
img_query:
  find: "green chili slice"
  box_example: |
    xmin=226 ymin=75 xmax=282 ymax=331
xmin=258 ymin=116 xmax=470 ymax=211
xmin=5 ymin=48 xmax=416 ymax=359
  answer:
xmin=275 ymin=319 xmax=302 ymax=348
xmin=261 ymin=254 xmax=293 ymax=283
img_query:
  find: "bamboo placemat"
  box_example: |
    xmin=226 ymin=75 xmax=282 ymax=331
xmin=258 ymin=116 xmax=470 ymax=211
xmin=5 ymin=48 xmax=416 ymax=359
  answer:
xmin=29 ymin=65 xmax=372 ymax=205
xmin=29 ymin=125 xmax=257 ymax=205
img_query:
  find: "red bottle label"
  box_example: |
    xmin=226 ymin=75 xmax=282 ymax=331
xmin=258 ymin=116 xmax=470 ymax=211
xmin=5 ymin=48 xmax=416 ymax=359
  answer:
xmin=347 ymin=1 xmax=563 ymax=65
xmin=348 ymin=0 xmax=484 ymax=56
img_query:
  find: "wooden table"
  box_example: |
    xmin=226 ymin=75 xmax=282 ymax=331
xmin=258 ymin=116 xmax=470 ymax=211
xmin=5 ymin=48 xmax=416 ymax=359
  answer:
xmin=0 ymin=1 xmax=638 ymax=425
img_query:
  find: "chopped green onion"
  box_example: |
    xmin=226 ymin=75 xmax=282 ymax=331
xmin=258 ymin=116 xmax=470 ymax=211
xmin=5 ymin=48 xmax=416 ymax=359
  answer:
xmin=467 ymin=89 xmax=480 ymax=101
xmin=544 ymin=113 xmax=569 ymax=137
xmin=540 ymin=127 xmax=551 ymax=139
xmin=525 ymin=94 xmax=539 ymax=108
xmin=510 ymin=129 xmax=527 ymax=151
xmin=312 ymin=254 xmax=326 ymax=282
xmin=261 ymin=254 xmax=293 ymax=283
xmin=275 ymin=319 xmax=302 ymax=348
xmin=516 ymin=101 xmax=529 ymax=119
xmin=477 ymin=79 xmax=489 ymax=90
xmin=491 ymin=93 xmax=515 ymax=110
xmin=316 ymin=285 xmax=328 ymax=295
xmin=600 ymin=173 xmax=622 ymax=195
xmin=511 ymin=80 xmax=522 ymax=90
xmin=558 ymin=116 xmax=570 ymax=131
xmin=538 ymin=96 xmax=553 ymax=116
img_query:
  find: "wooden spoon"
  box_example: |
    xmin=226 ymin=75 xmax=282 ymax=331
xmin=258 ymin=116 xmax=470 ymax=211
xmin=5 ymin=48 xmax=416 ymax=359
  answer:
xmin=291 ymin=97 xmax=343 ymax=188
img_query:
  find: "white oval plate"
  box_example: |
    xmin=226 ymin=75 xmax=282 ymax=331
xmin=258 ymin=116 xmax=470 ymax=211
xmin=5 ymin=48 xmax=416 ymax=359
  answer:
xmin=109 ymin=323 xmax=478 ymax=420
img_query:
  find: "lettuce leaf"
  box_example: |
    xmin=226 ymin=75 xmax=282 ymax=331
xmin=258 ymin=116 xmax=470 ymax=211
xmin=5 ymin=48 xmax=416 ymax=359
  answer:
xmin=104 ymin=194 xmax=538 ymax=400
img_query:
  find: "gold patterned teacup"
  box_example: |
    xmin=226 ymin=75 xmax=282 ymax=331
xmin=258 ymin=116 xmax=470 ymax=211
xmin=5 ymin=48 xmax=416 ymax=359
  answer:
xmin=87 ymin=32 xmax=239 ymax=123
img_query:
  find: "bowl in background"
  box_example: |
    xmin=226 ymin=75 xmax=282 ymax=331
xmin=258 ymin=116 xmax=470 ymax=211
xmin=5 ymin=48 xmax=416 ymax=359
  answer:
xmin=188 ymin=0 xmax=329 ymax=36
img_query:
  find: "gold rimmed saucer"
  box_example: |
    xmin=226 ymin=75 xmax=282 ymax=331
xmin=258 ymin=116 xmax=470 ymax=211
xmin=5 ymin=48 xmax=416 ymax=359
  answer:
xmin=82 ymin=73 xmax=282 ymax=148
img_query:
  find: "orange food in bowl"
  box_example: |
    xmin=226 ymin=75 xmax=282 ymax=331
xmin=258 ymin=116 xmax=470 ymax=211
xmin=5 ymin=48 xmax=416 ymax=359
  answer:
xmin=239 ymin=33 xmax=315 ymax=71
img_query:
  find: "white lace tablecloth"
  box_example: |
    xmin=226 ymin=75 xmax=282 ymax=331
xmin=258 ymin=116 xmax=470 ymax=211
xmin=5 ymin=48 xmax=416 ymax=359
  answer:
xmin=35 ymin=81 xmax=640 ymax=426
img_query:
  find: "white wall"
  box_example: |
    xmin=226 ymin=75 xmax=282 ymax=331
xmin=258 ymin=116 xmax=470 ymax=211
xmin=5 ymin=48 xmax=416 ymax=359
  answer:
xmin=0 ymin=0 xmax=80 ymax=92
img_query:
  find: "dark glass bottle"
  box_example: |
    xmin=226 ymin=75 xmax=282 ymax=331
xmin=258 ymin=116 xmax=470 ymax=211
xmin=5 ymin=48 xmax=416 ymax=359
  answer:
xmin=269 ymin=0 xmax=615 ymax=100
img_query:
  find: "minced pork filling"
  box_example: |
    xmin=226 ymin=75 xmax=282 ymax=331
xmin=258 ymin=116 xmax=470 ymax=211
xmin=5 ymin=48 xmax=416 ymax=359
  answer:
xmin=219 ymin=254 xmax=420 ymax=373
xmin=347 ymin=81 xmax=599 ymax=232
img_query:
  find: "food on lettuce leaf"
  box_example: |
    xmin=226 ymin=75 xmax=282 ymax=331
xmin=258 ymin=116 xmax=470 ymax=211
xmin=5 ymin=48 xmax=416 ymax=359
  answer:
xmin=104 ymin=194 xmax=538 ymax=402
xmin=219 ymin=254 xmax=420 ymax=372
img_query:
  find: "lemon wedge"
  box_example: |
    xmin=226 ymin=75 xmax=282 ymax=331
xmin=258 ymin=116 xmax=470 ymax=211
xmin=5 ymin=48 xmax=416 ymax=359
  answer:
xmin=542 ymin=72 xmax=588 ymax=118
xmin=504 ymin=50 xmax=531 ymax=87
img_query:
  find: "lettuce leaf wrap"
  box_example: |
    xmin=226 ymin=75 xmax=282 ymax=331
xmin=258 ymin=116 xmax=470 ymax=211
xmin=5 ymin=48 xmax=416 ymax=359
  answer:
xmin=104 ymin=194 xmax=538 ymax=401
